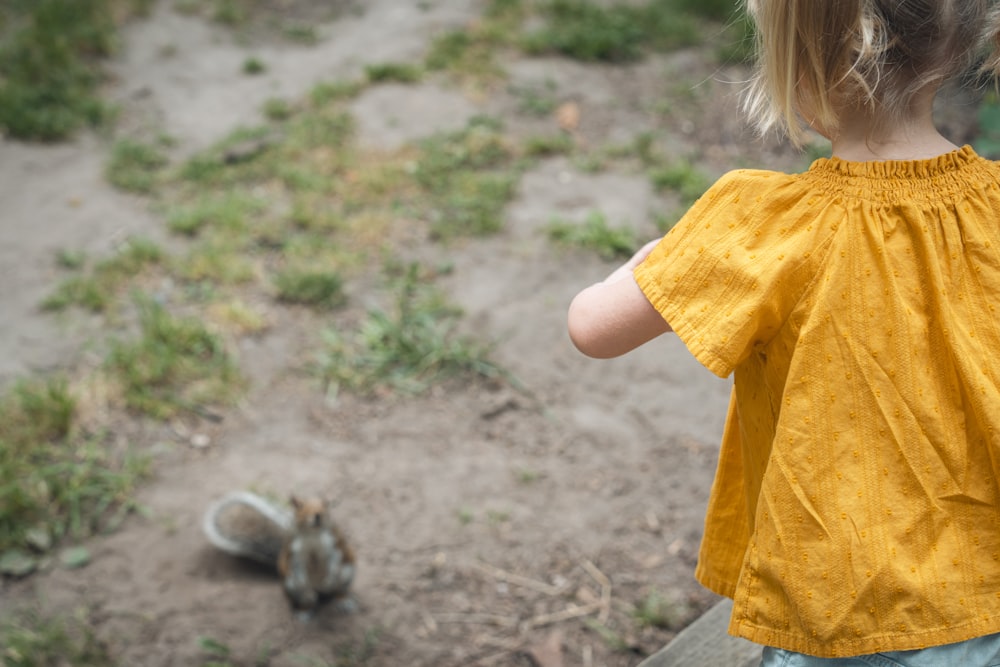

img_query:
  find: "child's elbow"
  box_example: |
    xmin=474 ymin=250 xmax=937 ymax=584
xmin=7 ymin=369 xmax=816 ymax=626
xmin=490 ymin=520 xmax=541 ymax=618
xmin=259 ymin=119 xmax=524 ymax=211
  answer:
xmin=567 ymin=295 xmax=616 ymax=359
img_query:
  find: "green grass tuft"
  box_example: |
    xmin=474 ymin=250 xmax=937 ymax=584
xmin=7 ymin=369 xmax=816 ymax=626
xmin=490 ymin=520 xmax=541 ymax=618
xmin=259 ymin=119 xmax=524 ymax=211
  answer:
xmin=0 ymin=378 xmax=149 ymax=555
xmin=106 ymin=298 xmax=242 ymax=419
xmin=413 ymin=118 xmax=519 ymax=239
xmin=43 ymin=238 xmax=164 ymax=312
xmin=365 ymin=62 xmax=423 ymax=84
xmin=0 ymin=609 xmax=115 ymax=666
xmin=319 ymin=264 xmax=503 ymax=395
xmin=274 ymin=270 xmax=346 ymax=309
xmin=649 ymin=159 xmax=712 ymax=206
xmin=0 ymin=0 xmax=118 ymax=140
xmin=106 ymin=138 xmax=170 ymax=194
xmin=548 ymin=211 xmax=637 ymax=260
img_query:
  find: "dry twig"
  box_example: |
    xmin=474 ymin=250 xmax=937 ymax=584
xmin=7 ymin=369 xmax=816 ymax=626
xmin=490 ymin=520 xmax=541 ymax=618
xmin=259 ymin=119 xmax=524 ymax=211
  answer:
xmin=581 ymin=559 xmax=613 ymax=624
xmin=476 ymin=560 xmax=567 ymax=596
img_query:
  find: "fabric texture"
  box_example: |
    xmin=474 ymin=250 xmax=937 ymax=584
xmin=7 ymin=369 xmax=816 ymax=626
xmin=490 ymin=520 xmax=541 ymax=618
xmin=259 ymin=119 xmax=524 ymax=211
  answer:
xmin=760 ymin=628 xmax=1000 ymax=666
xmin=634 ymin=146 xmax=1000 ymax=657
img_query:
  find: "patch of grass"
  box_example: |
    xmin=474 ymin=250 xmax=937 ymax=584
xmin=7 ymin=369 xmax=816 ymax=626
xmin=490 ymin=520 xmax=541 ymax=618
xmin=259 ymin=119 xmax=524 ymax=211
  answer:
xmin=197 ymin=635 xmax=234 ymax=667
xmin=242 ymin=56 xmax=266 ymax=75
xmin=0 ymin=378 xmax=149 ymax=556
xmin=319 ymin=264 xmax=503 ymax=396
xmin=56 ymin=249 xmax=87 ymax=271
xmin=106 ymin=297 xmax=242 ymax=419
xmin=207 ymin=300 xmax=269 ymax=336
xmin=632 ymin=589 xmax=694 ymax=630
xmin=179 ymin=125 xmax=279 ymax=185
xmin=106 ymin=138 xmax=170 ymax=194
xmin=0 ymin=609 xmax=115 ymax=666
xmin=283 ymin=22 xmax=319 ymax=45
xmin=649 ymin=158 xmax=712 ymax=206
xmin=413 ymin=117 xmax=520 ymax=239
xmin=583 ymin=617 xmax=630 ymax=652
xmin=424 ymin=0 xmax=524 ymax=86
xmin=262 ymin=97 xmax=293 ymax=121
xmin=516 ymin=468 xmax=541 ymax=484
xmin=174 ymin=241 xmax=256 ymax=285
xmin=523 ymin=1 xmax=647 ymax=62
xmin=286 ymin=109 xmax=355 ymax=153
xmin=522 ymin=0 xmax=746 ymax=64
xmin=523 ymin=133 xmax=575 ymax=157
xmin=0 ymin=0 xmax=122 ymax=140
xmin=510 ymin=79 xmax=559 ymax=116
xmin=310 ymin=80 xmax=365 ymax=107
xmin=212 ymin=0 xmax=247 ymax=26
xmin=274 ymin=269 xmax=346 ymax=309
xmin=43 ymin=237 xmax=164 ymax=312
xmin=365 ymin=62 xmax=423 ymax=84
xmin=548 ymin=211 xmax=637 ymax=260
xmin=166 ymin=192 xmax=263 ymax=237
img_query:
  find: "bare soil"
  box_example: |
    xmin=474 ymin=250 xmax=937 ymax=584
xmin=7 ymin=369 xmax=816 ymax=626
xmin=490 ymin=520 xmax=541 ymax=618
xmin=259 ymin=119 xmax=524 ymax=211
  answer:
xmin=0 ymin=2 xmax=982 ymax=666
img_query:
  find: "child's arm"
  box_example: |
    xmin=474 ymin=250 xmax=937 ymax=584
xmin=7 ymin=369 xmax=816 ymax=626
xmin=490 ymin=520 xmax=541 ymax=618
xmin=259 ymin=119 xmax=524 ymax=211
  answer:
xmin=567 ymin=239 xmax=671 ymax=359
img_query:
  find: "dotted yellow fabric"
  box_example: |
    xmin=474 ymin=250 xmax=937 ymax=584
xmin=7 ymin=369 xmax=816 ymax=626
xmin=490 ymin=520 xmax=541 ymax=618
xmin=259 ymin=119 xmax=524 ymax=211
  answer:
xmin=634 ymin=146 xmax=1000 ymax=657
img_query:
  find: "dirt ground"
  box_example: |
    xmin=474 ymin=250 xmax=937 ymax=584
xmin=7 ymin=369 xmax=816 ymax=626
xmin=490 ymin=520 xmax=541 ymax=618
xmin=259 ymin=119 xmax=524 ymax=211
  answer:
xmin=0 ymin=2 xmax=984 ymax=666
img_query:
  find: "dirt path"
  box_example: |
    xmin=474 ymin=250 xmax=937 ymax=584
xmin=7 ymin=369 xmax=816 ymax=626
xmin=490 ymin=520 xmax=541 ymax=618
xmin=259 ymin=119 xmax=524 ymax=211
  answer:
xmin=0 ymin=2 xmax=764 ymax=665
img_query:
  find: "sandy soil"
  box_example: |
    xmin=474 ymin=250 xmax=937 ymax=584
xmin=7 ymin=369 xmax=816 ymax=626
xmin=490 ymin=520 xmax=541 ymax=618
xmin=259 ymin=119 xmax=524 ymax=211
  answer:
xmin=0 ymin=2 xmax=983 ymax=666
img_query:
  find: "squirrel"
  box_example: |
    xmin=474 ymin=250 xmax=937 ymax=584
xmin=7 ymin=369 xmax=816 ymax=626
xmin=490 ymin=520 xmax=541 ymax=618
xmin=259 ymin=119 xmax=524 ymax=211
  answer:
xmin=202 ymin=491 xmax=356 ymax=620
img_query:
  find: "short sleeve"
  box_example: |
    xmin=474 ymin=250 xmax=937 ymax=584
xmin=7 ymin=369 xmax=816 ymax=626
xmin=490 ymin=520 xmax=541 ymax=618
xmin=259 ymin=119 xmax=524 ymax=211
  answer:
xmin=634 ymin=170 xmax=828 ymax=378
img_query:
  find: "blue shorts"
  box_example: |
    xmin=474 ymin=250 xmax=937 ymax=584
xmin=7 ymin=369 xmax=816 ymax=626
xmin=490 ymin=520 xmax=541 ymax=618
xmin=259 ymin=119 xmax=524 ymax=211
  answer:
xmin=761 ymin=631 xmax=1000 ymax=667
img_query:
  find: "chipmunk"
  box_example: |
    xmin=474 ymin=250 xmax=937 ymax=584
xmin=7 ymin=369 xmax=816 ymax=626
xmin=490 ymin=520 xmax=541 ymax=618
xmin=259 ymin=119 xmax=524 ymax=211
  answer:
xmin=202 ymin=491 xmax=356 ymax=620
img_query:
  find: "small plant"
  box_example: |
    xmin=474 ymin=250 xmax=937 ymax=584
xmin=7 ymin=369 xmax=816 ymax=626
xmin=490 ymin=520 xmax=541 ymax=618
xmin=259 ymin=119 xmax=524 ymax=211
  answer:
xmin=510 ymin=79 xmax=559 ymax=116
xmin=55 ymin=249 xmax=87 ymax=271
xmin=310 ymin=80 xmax=365 ymax=107
xmin=242 ymin=56 xmax=266 ymax=75
xmin=521 ymin=0 xmax=740 ymax=64
xmin=523 ymin=0 xmax=650 ymax=62
xmin=198 ymin=635 xmax=234 ymax=667
xmin=0 ymin=0 xmax=118 ymax=140
xmin=106 ymin=138 xmax=170 ymax=194
xmin=212 ymin=0 xmax=246 ymax=26
xmin=523 ymin=133 xmax=575 ymax=157
xmin=413 ymin=118 xmax=519 ymax=239
xmin=423 ymin=1 xmax=523 ymax=86
xmin=0 ymin=609 xmax=115 ymax=666
xmin=548 ymin=211 xmax=637 ymax=260
xmin=0 ymin=378 xmax=148 ymax=556
xmin=632 ymin=589 xmax=693 ymax=630
xmin=274 ymin=269 xmax=346 ymax=309
xmin=649 ymin=159 xmax=712 ymax=207
xmin=43 ymin=237 xmax=164 ymax=312
xmin=166 ymin=193 xmax=262 ymax=237
xmin=365 ymin=62 xmax=423 ymax=84
xmin=262 ymin=97 xmax=293 ymax=121
xmin=319 ymin=264 xmax=503 ymax=395
xmin=583 ymin=617 xmax=630 ymax=652
xmin=106 ymin=297 xmax=241 ymax=419
xmin=283 ymin=22 xmax=319 ymax=45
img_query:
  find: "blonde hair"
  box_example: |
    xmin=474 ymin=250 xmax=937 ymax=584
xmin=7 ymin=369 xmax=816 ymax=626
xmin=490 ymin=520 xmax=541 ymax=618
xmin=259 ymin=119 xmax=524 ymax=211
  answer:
xmin=744 ymin=0 xmax=1000 ymax=145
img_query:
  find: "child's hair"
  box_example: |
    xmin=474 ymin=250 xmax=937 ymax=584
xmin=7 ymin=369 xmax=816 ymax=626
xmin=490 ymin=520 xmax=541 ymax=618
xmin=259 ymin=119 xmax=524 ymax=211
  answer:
xmin=743 ymin=0 xmax=1000 ymax=145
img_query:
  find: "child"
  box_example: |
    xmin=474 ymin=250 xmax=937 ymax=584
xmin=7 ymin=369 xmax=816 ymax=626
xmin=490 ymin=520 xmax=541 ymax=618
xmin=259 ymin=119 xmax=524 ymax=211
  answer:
xmin=568 ymin=1 xmax=1000 ymax=664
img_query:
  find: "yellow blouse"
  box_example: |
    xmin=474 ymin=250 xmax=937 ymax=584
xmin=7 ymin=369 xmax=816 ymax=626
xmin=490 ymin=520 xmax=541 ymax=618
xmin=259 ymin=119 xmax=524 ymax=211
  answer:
xmin=634 ymin=146 xmax=1000 ymax=657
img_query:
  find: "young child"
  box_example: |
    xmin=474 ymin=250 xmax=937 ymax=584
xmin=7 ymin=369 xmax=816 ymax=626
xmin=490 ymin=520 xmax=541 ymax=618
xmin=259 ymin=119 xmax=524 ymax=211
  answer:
xmin=568 ymin=1 xmax=1000 ymax=664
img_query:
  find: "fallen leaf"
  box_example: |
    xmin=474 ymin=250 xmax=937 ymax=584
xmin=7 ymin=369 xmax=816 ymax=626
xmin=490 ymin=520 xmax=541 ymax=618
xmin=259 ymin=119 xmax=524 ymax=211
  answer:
xmin=556 ymin=102 xmax=580 ymax=131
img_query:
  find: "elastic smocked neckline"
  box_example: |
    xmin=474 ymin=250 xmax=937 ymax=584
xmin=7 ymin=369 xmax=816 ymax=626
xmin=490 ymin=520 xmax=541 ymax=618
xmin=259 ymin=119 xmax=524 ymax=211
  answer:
xmin=804 ymin=145 xmax=993 ymax=204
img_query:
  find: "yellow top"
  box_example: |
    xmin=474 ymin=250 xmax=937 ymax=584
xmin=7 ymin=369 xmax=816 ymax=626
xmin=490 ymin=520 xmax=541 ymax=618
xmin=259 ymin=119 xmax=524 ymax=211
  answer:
xmin=634 ymin=146 xmax=1000 ymax=657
